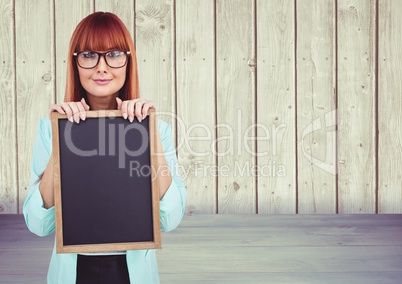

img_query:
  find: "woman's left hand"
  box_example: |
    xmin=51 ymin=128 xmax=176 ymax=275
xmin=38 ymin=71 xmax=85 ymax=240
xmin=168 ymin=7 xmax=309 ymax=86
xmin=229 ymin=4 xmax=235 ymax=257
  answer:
xmin=116 ymin=97 xmax=156 ymax=122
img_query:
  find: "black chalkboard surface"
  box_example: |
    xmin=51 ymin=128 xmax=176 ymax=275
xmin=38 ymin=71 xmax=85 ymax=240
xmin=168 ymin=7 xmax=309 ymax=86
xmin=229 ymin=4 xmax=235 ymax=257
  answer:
xmin=51 ymin=110 xmax=160 ymax=253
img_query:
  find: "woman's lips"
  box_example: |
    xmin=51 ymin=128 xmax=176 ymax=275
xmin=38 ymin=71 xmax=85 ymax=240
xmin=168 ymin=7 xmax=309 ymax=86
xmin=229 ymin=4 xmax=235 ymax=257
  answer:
xmin=93 ymin=79 xmax=112 ymax=85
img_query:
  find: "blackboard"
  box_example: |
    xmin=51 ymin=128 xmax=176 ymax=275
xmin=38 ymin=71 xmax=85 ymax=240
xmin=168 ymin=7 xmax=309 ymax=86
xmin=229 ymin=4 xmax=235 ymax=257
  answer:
xmin=51 ymin=110 xmax=161 ymax=253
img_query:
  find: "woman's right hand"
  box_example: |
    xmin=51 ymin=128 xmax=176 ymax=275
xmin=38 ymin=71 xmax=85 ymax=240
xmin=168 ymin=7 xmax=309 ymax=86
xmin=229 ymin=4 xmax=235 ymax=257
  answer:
xmin=50 ymin=98 xmax=90 ymax=123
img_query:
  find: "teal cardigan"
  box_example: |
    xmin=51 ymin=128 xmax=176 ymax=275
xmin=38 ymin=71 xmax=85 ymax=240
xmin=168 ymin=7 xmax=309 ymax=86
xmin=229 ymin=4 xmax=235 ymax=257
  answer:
xmin=23 ymin=117 xmax=187 ymax=284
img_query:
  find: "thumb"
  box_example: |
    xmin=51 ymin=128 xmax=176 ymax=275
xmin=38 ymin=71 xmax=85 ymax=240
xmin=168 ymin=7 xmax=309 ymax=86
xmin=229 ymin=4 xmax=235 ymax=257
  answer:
xmin=116 ymin=97 xmax=122 ymax=110
xmin=81 ymin=98 xmax=90 ymax=111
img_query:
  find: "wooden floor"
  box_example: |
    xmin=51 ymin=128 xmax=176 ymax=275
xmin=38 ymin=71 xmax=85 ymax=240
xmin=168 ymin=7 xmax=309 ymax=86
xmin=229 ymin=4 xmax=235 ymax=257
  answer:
xmin=1 ymin=214 xmax=402 ymax=284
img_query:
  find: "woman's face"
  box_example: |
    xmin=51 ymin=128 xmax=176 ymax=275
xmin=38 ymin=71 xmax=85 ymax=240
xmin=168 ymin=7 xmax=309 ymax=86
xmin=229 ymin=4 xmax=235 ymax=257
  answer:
xmin=77 ymin=51 xmax=127 ymax=101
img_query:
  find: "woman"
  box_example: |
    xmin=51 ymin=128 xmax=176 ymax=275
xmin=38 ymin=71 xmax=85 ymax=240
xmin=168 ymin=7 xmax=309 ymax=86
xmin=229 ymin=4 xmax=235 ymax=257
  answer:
xmin=23 ymin=12 xmax=187 ymax=284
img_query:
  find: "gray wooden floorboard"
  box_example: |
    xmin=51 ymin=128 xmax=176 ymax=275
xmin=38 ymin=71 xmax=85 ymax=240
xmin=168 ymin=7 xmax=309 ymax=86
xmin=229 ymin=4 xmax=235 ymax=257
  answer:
xmin=1 ymin=214 xmax=401 ymax=283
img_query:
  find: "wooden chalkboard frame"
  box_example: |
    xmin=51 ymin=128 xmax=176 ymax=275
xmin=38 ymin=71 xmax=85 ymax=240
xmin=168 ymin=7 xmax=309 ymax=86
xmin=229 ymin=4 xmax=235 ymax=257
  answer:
xmin=51 ymin=110 xmax=161 ymax=253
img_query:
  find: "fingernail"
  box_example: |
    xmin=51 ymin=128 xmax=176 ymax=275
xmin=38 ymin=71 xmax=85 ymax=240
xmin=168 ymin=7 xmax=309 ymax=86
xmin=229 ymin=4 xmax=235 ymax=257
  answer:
xmin=129 ymin=116 xmax=133 ymax=123
xmin=75 ymin=117 xmax=80 ymax=124
xmin=80 ymin=115 xmax=86 ymax=121
xmin=138 ymin=118 xmax=142 ymax=123
xmin=123 ymin=113 xmax=128 ymax=119
xmin=69 ymin=117 xmax=73 ymax=122
xmin=142 ymin=114 xmax=146 ymax=119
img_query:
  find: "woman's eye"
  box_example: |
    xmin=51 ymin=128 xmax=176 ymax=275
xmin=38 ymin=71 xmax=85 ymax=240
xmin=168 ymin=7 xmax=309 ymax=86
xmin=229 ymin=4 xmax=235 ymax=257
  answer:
xmin=107 ymin=51 xmax=122 ymax=58
xmin=81 ymin=51 xmax=97 ymax=58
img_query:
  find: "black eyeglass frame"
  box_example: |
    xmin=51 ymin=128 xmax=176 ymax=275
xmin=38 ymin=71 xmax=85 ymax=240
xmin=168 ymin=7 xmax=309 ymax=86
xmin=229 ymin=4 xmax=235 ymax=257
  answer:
xmin=73 ymin=50 xmax=131 ymax=69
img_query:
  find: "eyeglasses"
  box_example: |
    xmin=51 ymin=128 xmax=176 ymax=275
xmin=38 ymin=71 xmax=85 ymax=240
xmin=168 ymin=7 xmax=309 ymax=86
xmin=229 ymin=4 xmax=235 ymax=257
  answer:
xmin=73 ymin=50 xmax=130 ymax=69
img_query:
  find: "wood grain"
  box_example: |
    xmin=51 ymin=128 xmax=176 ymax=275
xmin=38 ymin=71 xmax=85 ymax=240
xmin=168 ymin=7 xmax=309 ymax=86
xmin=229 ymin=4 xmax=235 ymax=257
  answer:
xmin=15 ymin=0 xmax=55 ymax=212
xmin=160 ymin=272 xmax=402 ymax=284
xmin=54 ymin=1 xmax=93 ymax=103
xmin=0 ymin=0 xmax=17 ymax=213
xmin=158 ymin=247 xmax=402 ymax=271
xmin=297 ymin=0 xmax=337 ymax=213
xmin=216 ymin=0 xmax=256 ymax=213
xmin=337 ymin=0 xmax=377 ymax=213
xmin=176 ymin=0 xmax=216 ymax=213
xmin=1 ymin=0 xmax=402 ymax=214
xmin=256 ymin=0 xmax=296 ymax=213
xmin=135 ymin=0 xmax=176 ymax=131
xmin=2 ymin=214 xmax=402 ymax=283
xmin=378 ymin=0 xmax=402 ymax=213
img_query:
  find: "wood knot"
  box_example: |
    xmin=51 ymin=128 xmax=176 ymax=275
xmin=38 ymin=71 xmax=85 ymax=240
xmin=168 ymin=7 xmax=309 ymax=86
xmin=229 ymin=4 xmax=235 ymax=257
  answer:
xmin=233 ymin=182 xmax=240 ymax=191
xmin=247 ymin=58 xmax=256 ymax=67
xmin=42 ymin=73 xmax=52 ymax=82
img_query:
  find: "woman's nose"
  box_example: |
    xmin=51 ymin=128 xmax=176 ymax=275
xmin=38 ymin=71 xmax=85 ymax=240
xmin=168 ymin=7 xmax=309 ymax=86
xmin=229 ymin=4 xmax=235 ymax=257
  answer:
xmin=96 ymin=55 xmax=108 ymax=72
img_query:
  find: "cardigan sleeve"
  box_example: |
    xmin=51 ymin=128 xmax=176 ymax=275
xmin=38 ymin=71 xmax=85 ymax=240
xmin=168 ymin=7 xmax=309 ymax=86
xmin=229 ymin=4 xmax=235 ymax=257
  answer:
xmin=157 ymin=120 xmax=187 ymax=232
xmin=23 ymin=117 xmax=56 ymax=237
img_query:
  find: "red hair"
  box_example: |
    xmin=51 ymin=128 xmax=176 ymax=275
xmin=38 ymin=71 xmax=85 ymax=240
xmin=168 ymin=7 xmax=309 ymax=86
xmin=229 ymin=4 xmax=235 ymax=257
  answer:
xmin=64 ymin=12 xmax=140 ymax=102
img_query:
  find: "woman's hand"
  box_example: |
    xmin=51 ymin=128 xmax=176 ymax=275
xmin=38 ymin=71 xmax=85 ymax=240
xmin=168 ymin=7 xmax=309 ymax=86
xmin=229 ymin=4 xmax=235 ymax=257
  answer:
xmin=50 ymin=98 xmax=90 ymax=123
xmin=116 ymin=97 xmax=156 ymax=122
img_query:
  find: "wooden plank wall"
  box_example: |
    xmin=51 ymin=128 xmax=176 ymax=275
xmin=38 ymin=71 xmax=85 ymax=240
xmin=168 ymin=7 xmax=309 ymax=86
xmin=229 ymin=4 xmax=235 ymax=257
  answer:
xmin=378 ymin=0 xmax=402 ymax=213
xmin=217 ymin=0 xmax=256 ymax=213
xmin=15 ymin=0 xmax=55 ymax=212
xmin=296 ymin=0 xmax=336 ymax=213
xmin=176 ymin=0 xmax=216 ymax=213
xmin=257 ymin=0 xmax=296 ymax=214
xmin=0 ymin=0 xmax=401 ymax=214
xmin=0 ymin=0 xmax=17 ymax=213
xmin=338 ymin=0 xmax=377 ymax=213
